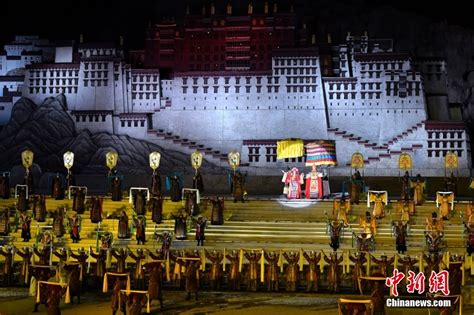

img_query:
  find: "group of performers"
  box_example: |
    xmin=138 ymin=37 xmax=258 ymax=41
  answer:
xmin=327 ymin=170 xmax=470 ymax=262
xmin=0 ymin=243 xmax=464 ymax=314
xmin=0 ymin=148 xmax=470 ymax=314
xmin=281 ymin=165 xmax=331 ymax=199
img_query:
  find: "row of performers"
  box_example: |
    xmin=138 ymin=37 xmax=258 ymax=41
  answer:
xmin=0 ymin=196 xmax=226 ymax=244
xmin=104 ymin=170 xmax=246 ymax=204
xmin=0 ymin=245 xmax=464 ymax=313
xmin=0 ymin=168 xmax=249 ymax=204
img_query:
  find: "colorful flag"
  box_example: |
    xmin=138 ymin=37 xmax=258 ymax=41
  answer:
xmin=305 ymin=142 xmax=337 ymax=166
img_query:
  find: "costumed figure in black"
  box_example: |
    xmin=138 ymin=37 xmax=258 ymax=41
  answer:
xmin=118 ymin=210 xmax=129 ymax=239
xmin=231 ymin=171 xmax=246 ymax=203
xmin=32 ymin=195 xmax=46 ymax=222
xmin=110 ymin=170 xmax=122 ymax=201
xmin=133 ymin=189 xmax=147 ymax=215
xmin=16 ymin=185 xmax=28 ymax=213
xmin=193 ymin=170 xmax=204 ymax=194
xmin=0 ymin=172 xmax=10 ymax=199
xmin=151 ymin=170 xmax=161 ymax=196
xmin=172 ymin=213 xmax=187 ymax=240
xmin=349 ymin=170 xmax=363 ymax=204
xmin=72 ymin=187 xmax=86 ymax=214
xmin=51 ymin=173 xmax=64 ymax=200
xmin=0 ymin=207 xmax=10 ymax=236
xmin=89 ymin=196 xmax=103 ymax=223
xmin=149 ymin=194 xmax=163 ymax=224
xmin=166 ymin=174 xmax=182 ymax=202
xmin=210 ymin=197 xmax=224 ymax=225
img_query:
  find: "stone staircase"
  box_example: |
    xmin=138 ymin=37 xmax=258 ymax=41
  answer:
xmin=146 ymin=128 xmax=228 ymax=165
xmin=327 ymin=121 xmax=425 ymax=166
xmin=0 ymin=196 xmax=468 ymax=263
xmin=155 ymin=97 xmax=172 ymax=112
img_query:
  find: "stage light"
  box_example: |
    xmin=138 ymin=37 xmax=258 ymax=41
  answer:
xmin=276 ymin=198 xmax=320 ymax=208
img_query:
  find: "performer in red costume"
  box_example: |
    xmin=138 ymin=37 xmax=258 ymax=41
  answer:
xmin=282 ymin=167 xmax=304 ymax=199
xmin=305 ymin=164 xmax=323 ymax=199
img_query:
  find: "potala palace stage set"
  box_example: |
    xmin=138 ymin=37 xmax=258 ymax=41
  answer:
xmin=0 ymin=3 xmax=473 ymax=315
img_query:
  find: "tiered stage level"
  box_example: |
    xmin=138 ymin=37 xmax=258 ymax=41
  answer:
xmin=0 ymin=195 xmax=468 ymax=261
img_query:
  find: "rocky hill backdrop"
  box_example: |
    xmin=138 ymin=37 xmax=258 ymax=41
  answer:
xmin=0 ymin=95 xmax=224 ymax=179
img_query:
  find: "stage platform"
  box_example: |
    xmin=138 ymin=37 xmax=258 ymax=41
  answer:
xmin=0 ymin=195 xmax=469 ymax=261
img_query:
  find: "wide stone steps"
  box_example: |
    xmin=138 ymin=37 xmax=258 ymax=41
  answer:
xmin=0 ymin=197 xmax=468 ymax=258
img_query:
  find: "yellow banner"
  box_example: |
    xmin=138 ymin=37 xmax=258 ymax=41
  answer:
xmin=398 ymin=153 xmax=412 ymax=170
xmin=444 ymin=151 xmax=458 ymax=169
xmin=351 ymin=152 xmax=364 ymax=169
xmin=277 ymin=139 xmax=304 ymax=159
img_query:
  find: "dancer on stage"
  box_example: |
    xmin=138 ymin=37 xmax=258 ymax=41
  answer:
xmin=68 ymin=213 xmax=81 ymax=243
xmin=349 ymin=252 xmax=366 ymax=291
xmin=0 ymin=246 xmax=14 ymax=285
xmin=282 ymin=167 xmax=304 ymax=199
xmin=17 ymin=246 xmax=32 ymax=285
xmin=305 ymin=165 xmax=322 ymax=199
xmin=226 ymin=250 xmax=241 ymax=290
xmin=264 ymin=251 xmax=279 ymax=292
xmin=205 ymin=250 xmax=223 ymax=290
xmin=0 ymin=207 xmax=10 ymax=236
xmin=195 ymin=216 xmax=207 ymax=246
xmin=133 ymin=215 xmax=146 ymax=245
xmin=411 ymin=174 xmax=425 ymax=205
xmin=370 ymin=254 xmax=394 ymax=277
xmin=303 ymin=250 xmax=321 ymax=292
xmin=323 ymin=251 xmax=343 ymax=292
xmin=283 ymin=252 xmax=299 ymax=292
xmin=244 ymin=251 xmax=261 ymax=292
xmin=185 ymin=259 xmax=201 ymax=301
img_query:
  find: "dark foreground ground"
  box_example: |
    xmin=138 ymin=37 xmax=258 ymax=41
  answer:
xmin=0 ymin=287 xmax=473 ymax=315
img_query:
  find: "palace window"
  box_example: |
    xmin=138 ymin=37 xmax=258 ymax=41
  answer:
xmin=248 ymin=147 xmax=260 ymax=163
xmin=266 ymin=147 xmax=277 ymax=162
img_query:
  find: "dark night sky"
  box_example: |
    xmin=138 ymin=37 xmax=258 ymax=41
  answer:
xmin=1 ymin=0 xmax=473 ymax=49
